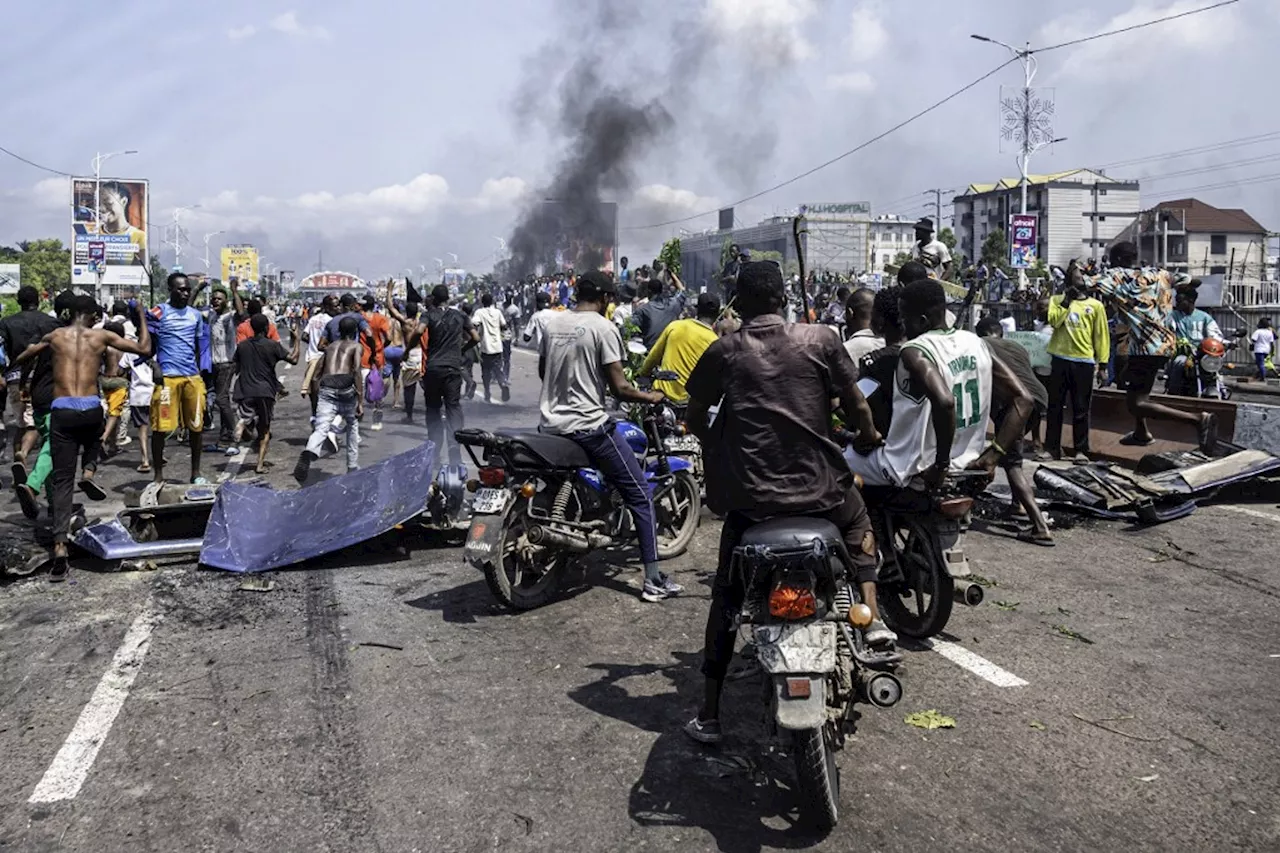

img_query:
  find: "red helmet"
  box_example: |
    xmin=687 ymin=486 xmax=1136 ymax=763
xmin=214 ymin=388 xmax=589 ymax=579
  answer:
xmin=1200 ymin=338 xmax=1226 ymax=358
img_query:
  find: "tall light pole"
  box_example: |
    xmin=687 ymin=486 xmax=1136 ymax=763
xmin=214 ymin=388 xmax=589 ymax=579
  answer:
xmin=170 ymin=204 xmax=201 ymax=269
xmin=202 ymin=230 xmax=225 ymax=275
xmin=447 ymin=252 xmax=459 ymax=267
xmin=91 ymin=149 xmax=137 ymax=302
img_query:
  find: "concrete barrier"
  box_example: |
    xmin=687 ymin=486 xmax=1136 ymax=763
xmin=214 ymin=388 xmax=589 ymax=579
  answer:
xmin=1084 ymin=389 xmax=1280 ymax=465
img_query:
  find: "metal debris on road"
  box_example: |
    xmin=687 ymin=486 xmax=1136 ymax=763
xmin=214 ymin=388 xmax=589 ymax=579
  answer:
xmin=237 ymin=577 xmax=276 ymax=593
xmin=904 ymin=710 xmax=956 ymax=730
xmin=1071 ymin=713 xmax=1165 ymax=743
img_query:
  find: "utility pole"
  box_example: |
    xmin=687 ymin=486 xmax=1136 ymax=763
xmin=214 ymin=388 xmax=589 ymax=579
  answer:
xmin=170 ymin=205 xmax=200 ymax=270
xmin=202 ymin=231 xmax=224 ymax=276
xmin=924 ymin=189 xmax=952 ymax=230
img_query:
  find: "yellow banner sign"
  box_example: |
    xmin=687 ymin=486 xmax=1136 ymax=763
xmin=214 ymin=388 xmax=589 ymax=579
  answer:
xmin=220 ymin=245 xmax=259 ymax=283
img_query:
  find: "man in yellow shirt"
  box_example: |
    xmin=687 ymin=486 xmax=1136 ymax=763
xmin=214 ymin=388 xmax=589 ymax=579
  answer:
xmin=639 ymin=294 xmax=719 ymax=404
xmin=1044 ymin=278 xmax=1110 ymax=460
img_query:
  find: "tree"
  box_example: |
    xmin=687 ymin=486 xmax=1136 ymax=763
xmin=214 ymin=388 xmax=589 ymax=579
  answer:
xmin=6 ymin=239 xmax=72 ymax=298
xmin=658 ymin=237 xmax=682 ymax=277
xmin=938 ymin=227 xmax=957 ymax=253
xmin=143 ymin=254 xmax=169 ymax=306
xmin=890 ymin=250 xmax=913 ymax=271
xmin=719 ymin=238 xmax=736 ymax=272
xmin=980 ymin=230 xmax=1013 ymax=277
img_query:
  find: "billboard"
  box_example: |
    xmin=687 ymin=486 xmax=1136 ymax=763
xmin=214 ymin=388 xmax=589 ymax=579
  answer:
xmin=1009 ymin=213 xmax=1038 ymax=269
xmin=279 ymin=269 xmax=296 ymax=291
xmin=297 ymin=271 xmax=364 ymax=293
xmin=0 ymin=263 xmax=19 ymax=295
xmin=221 ymin=245 xmax=259 ymax=284
xmin=70 ymin=177 xmax=149 ymax=288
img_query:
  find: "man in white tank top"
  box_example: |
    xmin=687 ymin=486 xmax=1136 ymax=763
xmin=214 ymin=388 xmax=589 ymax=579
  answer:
xmin=847 ymin=276 xmax=1033 ymax=488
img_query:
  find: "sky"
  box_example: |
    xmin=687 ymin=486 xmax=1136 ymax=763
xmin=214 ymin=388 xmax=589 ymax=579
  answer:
xmin=1 ymin=0 xmax=1275 ymax=281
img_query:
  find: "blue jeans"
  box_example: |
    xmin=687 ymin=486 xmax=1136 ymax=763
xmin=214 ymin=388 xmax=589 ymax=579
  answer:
xmin=570 ymin=422 xmax=658 ymax=566
xmin=1258 ymin=353 xmax=1269 ymax=380
xmin=306 ymin=386 xmax=359 ymax=471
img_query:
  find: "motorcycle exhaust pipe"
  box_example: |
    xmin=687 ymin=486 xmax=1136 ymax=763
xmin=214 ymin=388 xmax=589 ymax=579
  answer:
xmin=953 ymin=579 xmax=984 ymax=607
xmin=858 ymin=671 xmax=903 ymax=708
xmin=525 ymin=524 xmax=610 ymax=553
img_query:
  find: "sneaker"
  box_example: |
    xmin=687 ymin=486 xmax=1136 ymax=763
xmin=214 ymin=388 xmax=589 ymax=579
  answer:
xmin=49 ymin=555 xmax=69 ymax=583
xmin=325 ymin=433 xmax=340 ymax=456
xmin=225 ymin=445 xmax=241 ymax=457
xmin=683 ymin=717 xmax=723 ymax=745
xmin=641 ymin=579 xmax=670 ymax=602
xmin=865 ymin=619 xmax=897 ymax=647
xmin=655 ymin=572 xmax=683 ymax=596
xmin=293 ymin=452 xmax=314 ymax=485
xmin=501 ymin=385 xmax=511 ymax=403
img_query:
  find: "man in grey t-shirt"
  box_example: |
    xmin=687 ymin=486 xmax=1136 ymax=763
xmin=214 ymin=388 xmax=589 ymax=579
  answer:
xmin=538 ymin=271 xmax=682 ymax=603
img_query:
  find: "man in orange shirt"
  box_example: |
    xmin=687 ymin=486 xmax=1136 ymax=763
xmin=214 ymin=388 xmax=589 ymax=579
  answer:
xmin=235 ymin=298 xmax=280 ymax=344
xmin=361 ymin=294 xmax=391 ymax=430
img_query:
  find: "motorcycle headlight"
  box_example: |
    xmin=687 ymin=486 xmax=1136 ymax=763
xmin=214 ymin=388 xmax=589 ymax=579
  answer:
xmin=1201 ymin=356 xmax=1223 ymax=373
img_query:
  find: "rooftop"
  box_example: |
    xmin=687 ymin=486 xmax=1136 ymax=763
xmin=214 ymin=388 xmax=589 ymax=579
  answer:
xmin=1149 ymin=198 xmax=1267 ymax=235
xmin=962 ymin=168 xmax=1129 ymax=195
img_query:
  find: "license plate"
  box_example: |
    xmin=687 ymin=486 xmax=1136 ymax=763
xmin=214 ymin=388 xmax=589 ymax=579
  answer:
xmin=752 ymin=623 xmax=836 ymax=674
xmin=471 ymin=488 xmax=508 ymax=514
xmin=664 ymin=436 xmax=700 ymax=453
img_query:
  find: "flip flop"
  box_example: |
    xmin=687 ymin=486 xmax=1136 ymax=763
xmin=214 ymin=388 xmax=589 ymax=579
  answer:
xmin=1118 ymin=432 xmax=1155 ymax=447
xmin=191 ymin=476 xmax=210 ymax=485
xmin=1017 ymin=529 xmax=1056 ymax=547
xmin=11 ymin=462 xmax=26 ymax=487
xmin=78 ymin=479 xmax=108 ymax=501
xmin=136 ymin=463 xmax=152 ymax=473
xmin=48 ymin=555 xmax=69 ymax=583
xmin=14 ymin=483 xmax=38 ymax=520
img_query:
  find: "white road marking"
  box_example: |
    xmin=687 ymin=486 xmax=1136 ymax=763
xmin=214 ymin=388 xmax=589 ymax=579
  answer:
xmin=923 ymin=637 xmax=1028 ymax=688
xmin=218 ymin=448 xmax=248 ymax=483
xmin=30 ymin=603 xmax=162 ymax=803
xmin=1213 ymin=505 xmax=1280 ymax=524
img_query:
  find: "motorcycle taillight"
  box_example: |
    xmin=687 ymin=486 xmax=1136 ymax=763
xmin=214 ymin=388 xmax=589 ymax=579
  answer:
xmin=769 ymin=584 xmax=817 ymax=620
xmin=937 ymin=497 xmax=974 ymax=519
xmin=478 ymin=467 xmax=507 ymax=487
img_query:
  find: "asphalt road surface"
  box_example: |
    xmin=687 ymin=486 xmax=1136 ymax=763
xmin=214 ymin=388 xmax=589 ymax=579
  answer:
xmin=1 ymin=343 xmax=1278 ymax=852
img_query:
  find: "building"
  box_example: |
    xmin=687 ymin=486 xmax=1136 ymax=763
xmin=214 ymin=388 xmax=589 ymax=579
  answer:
xmin=677 ymin=202 xmax=872 ymax=291
xmin=1116 ymin=198 xmax=1268 ymax=277
xmin=953 ymin=168 xmax=1140 ymax=269
xmin=867 ymin=214 xmax=917 ymax=272
xmin=293 ymin=270 xmax=367 ymax=301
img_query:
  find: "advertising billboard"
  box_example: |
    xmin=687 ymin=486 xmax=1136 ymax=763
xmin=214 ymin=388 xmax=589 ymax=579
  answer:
xmin=1009 ymin=213 xmax=1038 ymax=269
xmin=279 ymin=270 xmax=296 ymax=291
xmin=0 ymin=263 xmax=19 ymax=295
xmin=220 ymin=245 xmax=259 ymax=284
xmin=70 ymin=177 xmax=149 ymax=288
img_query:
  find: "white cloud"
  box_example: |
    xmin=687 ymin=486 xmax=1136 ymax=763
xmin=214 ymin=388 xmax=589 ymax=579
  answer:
xmin=1038 ymin=1 xmax=1243 ymax=79
xmin=469 ymin=177 xmax=529 ymax=211
xmin=269 ymin=11 xmax=331 ymax=40
xmin=827 ymin=71 xmax=876 ymax=94
xmin=31 ymin=177 xmax=71 ymax=210
xmin=848 ymin=1 xmax=887 ymax=61
xmin=704 ymin=0 xmax=815 ymax=65
xmin=226 ymin=25 xmax=257 ymax=42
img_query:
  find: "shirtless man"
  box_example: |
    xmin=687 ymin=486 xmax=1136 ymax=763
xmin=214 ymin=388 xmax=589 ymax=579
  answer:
xmin=383 ymin=283 xmax=408 ymax=410
xmin=98 ymin=321 xmax=129 ymax=459
xmin=293 ymin=316 xmax=364 ymax=484
xmin=12 ymin=296 xmax=151 ymax=581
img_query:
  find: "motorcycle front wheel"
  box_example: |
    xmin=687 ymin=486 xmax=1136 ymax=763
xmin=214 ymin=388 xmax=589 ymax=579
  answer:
xmin=879 ymin=516 xmax=953 ymax=639
xmin=482 ymin=503 xmax=568 ymax=611
xmin=654 ymin=471 xmax=701 ymax=559
xmin=791 ymin=725 xmax=839 ymax=833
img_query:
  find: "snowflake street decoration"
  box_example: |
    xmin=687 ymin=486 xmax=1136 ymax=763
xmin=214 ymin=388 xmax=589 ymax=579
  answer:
xmin=999 ymin=86 xmax=1055 ymax=152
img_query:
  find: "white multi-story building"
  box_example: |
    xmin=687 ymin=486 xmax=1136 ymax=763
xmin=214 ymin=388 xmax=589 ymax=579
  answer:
xmin=953 ymin=168 xmax=1140 ymax=269
xmin=867 ymin=214 xmax=917 ymax=272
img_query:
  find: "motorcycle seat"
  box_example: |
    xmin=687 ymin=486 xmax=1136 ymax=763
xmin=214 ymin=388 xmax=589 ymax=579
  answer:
xmin=739 ymin=517 xmax=844 ymax=551
xmin=500 ymin=431 xmax=591 ymax=469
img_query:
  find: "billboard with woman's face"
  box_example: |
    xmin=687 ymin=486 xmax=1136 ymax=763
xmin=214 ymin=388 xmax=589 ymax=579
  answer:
xmin=71 ymin=178 xmax=149 ymax=287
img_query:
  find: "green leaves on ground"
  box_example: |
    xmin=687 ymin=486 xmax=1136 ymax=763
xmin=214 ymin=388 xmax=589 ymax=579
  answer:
xmin=994 ymin=600 xmax=1019 ymax=611
xmin=1052 ymin=625 xmax=1095 ymax=644
xmin=904 ymin=709 xmax=956 ymax=730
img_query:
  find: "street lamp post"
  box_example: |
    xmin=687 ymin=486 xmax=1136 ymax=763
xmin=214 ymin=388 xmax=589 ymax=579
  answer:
xmin=91 ymin=149 xmax=138 ymax=302
xmin=170 ymin=204 xmax=201 ymax=270
xmin=971 ymin=35 xmax=1040 ymax=214
xmin=202 ymin=231 xmax=225 ymax=276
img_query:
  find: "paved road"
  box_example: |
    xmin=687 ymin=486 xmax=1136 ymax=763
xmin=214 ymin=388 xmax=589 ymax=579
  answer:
xmin=1 ymin=344 xmax=1278 ymax=852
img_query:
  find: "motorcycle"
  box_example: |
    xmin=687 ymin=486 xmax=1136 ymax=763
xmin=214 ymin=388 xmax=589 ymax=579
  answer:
xmin=1165 ymin=336 xmax=1231 ymax=400
xmin=736 ymin=517 xmax=902 ymax=831
xmin=863 ymin=472 xmax=988 ymax=639
xmin=455 ymin=407 xmax=702 ymax=610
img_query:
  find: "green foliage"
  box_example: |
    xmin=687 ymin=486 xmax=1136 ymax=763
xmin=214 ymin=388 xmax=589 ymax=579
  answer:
xmin=719 ymin=238 xmax=736 ymax=271
xmin=658 ymin=238 xmax=682 ymax=277
xmin=749 ymin=249 xmax=782 ymax=264
xmin=2 ymin=238 xmax=71 ymax=296
xmin=143 ymin=254 xmax=168 ymax=306
xmin=938 ymin=227 xmax=957 ymax=253
xmin=890 ymin=250 xmax=912 ymax=271
xmin=980 ymin=230 xmax=1013 ymax=277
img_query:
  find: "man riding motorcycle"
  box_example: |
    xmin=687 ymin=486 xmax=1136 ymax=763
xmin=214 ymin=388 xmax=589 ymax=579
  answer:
xmin=680 ymin=261 xmax=887 ymax=745
xmin=845 ymin=277 xmax=1033 ymax=491
xmin=1167 ymin=279 xmax=1224 ymax=397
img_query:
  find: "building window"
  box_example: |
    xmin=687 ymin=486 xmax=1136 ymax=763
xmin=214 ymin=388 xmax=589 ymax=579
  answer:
xmin=1210 ymin=234 xmax=1227 ymax=255
xmin=1210 ymin=265 xmax=1226 ymax=275
xmin=1099 ymin=188 xmax=1108 ymax=196
xmin=1098 ymin=215 xmax=1106 ymax=221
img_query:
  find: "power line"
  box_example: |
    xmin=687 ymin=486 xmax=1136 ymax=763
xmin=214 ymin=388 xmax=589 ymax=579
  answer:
xmin=620 ymin=57 xmax=1019 ymax=232
xmin=1034 ymin=0 xmax=1241 ymax=53
xmin=0 ymin=144 xmax=74 ymax=177
xmin=1145 ymin=170 xmax=1280 ymax=201
xmin=1096 ymin=131 xmax=1280 ymax=170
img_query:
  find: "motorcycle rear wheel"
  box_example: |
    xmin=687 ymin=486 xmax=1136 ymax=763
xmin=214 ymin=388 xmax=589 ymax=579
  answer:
xmin=791 ymin=725 xmax=839 ymax=833
xmin=879 ymin=517 xmax=953 ymax=639
xmin=483 ymin=503 xmax=567 ymax=611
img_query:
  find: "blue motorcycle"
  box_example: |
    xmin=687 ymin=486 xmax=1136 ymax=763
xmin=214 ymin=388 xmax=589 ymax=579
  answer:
xmin=455 ymin=406 xmax=702 ymax=610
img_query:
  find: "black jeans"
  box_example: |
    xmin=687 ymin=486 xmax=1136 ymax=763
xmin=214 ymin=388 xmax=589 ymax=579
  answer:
xmin=1045 ymin=356 xmax=1095 ymax=456
xmin=51 ymin=407 xmax=104 ymax=544
xmin=480 ymin=352 xmax=506 ymax=398
xmin=422 ymin=367 xmax=464 ymax=464
xmin=701 ymin=490 xmax=877 ymax=682
xmin=213 ymin=362 xmax=237 ymax=441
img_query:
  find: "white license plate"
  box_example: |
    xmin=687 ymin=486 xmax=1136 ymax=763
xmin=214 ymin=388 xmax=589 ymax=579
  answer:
xmin=753 ymin=623 xmax=837 ymax=674
xmin=664 ymin=436 xmax=700 ymax=453
xmin=472 ymin=488 xmax=508 ymax=514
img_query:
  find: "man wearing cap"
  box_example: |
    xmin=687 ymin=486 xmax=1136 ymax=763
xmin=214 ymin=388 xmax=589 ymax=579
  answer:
xmin=913 ymin=217 xmax=952 ymax=281
xmin=638 ymin=293 xmax=720 ymax=406
xmin=538 ymin=270 xmax=680 ymax=603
